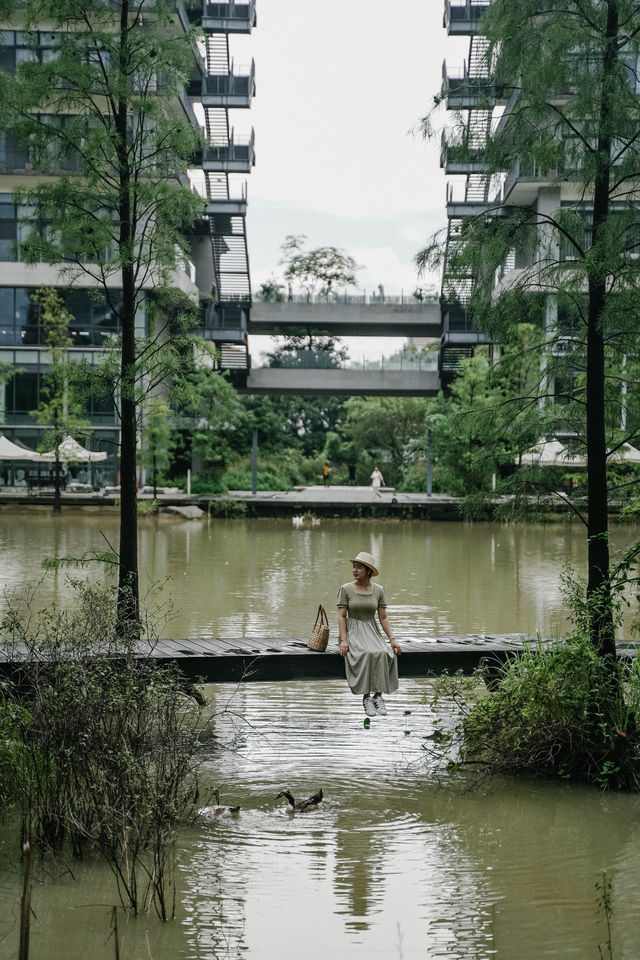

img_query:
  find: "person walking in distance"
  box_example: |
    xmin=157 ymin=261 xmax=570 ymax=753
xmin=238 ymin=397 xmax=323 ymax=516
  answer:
xmin=370 ymin=465 xmax=384 ymax=497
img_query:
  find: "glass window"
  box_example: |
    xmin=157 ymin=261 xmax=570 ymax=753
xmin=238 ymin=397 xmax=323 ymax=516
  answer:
xmin=12 ymin=371 xmax=38 ymax=412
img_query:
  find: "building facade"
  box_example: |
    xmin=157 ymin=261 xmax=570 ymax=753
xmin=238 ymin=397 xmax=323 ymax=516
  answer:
xmin=0 ymin=0 xmax=255 ymax=485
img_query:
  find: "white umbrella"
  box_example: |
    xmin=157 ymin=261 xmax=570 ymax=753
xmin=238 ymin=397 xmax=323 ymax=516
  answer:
xmin=520 ymin=440 xmax=586 ymax=467
xmin=40 ymin=436 xmax=107 ymax=463
xmin=0 ymin=435 xmax=47 ymax=461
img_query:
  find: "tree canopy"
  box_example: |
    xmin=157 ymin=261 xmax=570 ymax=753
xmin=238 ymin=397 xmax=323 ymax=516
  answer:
xmin=419 ymin=0 xmax=640 ymax=659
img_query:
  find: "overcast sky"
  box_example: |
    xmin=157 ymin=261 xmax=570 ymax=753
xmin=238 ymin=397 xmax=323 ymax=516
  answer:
xmin=229 ymin=0 xmax=467 ymax=359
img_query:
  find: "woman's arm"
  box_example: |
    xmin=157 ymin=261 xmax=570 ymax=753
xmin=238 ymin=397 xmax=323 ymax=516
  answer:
xmin=338 ymin=607 xmax=348 ymax=656
xmin=378 ymin=607 xmax=401 ymax=655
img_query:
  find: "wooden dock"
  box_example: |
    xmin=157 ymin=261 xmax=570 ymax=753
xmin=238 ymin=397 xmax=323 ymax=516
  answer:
xmin=118 ymin=634 xmax=540 ymax=683
xmin=2 ymin=635 xmax=636 ymax=685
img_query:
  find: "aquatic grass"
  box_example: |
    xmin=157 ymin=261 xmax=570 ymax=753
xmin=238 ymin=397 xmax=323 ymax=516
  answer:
xmin=0 ymin=581 xmax=213 ymax=918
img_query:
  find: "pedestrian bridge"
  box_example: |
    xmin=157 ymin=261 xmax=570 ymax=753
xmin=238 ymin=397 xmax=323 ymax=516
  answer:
xmin=241 ymin=365 xmax=441 ymax=396
xmin=249 ymin=299 xmax=441 ymax=337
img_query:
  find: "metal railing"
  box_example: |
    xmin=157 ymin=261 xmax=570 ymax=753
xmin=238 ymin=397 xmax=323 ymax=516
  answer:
xmin=264 ymin=351 xmax=439 ymax=372
xmin=254 ymin=291 xmax=439 ymax=305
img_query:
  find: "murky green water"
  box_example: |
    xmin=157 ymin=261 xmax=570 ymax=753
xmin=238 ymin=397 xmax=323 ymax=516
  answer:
xmin=1 ymin=514 xmax=640 ymax=958
xmin=1 ymin=512 xmax=639 ymax=638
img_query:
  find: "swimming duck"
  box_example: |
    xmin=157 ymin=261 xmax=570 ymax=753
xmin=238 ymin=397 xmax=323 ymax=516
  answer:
xmin=211 ymin=787 xmax=241 ymax=817
xmin=275 ymin=788 xmax=323 ymax=812
xmin=292 ymin=515 xmax=304 ymax=527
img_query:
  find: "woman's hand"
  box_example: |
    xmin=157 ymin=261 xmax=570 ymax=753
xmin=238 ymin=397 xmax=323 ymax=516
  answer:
xmin=391 ymin=640 xmax=402 ymax=656
xmin=339 ymin=640 xmax=349 ymax=657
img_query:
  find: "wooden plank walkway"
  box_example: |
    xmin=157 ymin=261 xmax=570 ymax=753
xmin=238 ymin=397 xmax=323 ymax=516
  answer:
xmin=116 ymin=634 xmax=552 ymax=683
xmin=2 ymin=635 xmax=636 ymax=684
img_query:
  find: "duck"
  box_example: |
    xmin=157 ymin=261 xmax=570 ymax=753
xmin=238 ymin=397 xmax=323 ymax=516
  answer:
xmin=292 ymin=515 xmax=304 ymax=527
xmin=211 ymin=787 xmax=241 ymax=817
xmin=275 ymin=788 xmax=323 ymax=812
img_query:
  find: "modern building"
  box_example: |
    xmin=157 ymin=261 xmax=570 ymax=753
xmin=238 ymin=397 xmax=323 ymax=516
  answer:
xmin=0 ymin=0 xmax=255 ymax=485
xmin=439 ymin=0 xmax=497 ymax=388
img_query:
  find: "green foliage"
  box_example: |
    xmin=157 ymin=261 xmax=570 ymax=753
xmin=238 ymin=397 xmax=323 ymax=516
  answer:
xmin=207 ymin=496 xmax=247 ymax=518
xmin=258 ymin=276 xmax=285 ymax=302
xmin=140 ymin=396 xmax=175 ymax=494
xmin=427 ymin=630 xmax=640 ymax=790
xmin=31 ymin=287 xmax=90 ymax=465
xmin=596 ymin=871 xmax=615 ymax=960
xmin=174 ymin=367 xmax=247 ymax=477
xmin=223 ymin=466 xmax=291 ymax=491
xmin=0 ymin=581 xmax=209 ymax=918
xmin=280 ymin=234 xmax=360 ymax=300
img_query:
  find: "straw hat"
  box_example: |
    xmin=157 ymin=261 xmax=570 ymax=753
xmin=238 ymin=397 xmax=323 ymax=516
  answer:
xmin=350 ymin=551 xmax=379 ymax=577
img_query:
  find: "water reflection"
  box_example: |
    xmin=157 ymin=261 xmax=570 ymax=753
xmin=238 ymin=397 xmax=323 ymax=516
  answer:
xmin=1 ymin=678 xmax=640 ymax=959
xmin=2 ymin=514 xmax=640 ymax=639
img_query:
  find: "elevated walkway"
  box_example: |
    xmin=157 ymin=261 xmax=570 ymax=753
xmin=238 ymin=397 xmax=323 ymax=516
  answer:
xmin=249 ymin=300 xmax=441 ymax=337
xmin=242 ymin=366 xmax=441 ymax=396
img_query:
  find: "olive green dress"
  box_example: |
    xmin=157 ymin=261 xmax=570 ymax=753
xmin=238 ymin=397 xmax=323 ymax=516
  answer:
xmin=336 ymin=582 xmax=399 ymax=696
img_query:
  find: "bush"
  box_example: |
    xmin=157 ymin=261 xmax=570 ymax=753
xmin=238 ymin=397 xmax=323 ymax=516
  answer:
xmin=207 ymin=496 xmax=247 ymax=518
xmin=428 ymin=634 xmax=640 ymax=790
xmin=0 ymin=582 xmax=211 ymax=918
xmin=223 ymin=467 xmax=291 ymax=491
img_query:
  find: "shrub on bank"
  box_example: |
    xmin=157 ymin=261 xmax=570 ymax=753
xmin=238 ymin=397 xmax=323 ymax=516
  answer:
xmin=0 ymin=583 xmax=210 ymax=918
xmin=428 ymin=634 xmax=640 ymax=790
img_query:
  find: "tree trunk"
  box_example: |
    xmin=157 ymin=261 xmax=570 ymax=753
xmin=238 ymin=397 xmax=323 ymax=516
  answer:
xmin=116 ymin=0 xmax=139 ymax=629
xmin=53 ymin=448 xmax=62 ymax=515
xmin=585 ymin=0 xmax=618 ymax=660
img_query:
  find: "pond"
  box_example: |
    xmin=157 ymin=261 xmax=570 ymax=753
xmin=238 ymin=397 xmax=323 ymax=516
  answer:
xmin=0 ymin=514 xmax=639 ymax=959
xmin=1 ymin=512 xmax=640 ymax=639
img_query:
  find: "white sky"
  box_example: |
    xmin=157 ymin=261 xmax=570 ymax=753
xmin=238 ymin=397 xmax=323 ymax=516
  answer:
xmin=228 ymin=0 xmax=467 ymax=360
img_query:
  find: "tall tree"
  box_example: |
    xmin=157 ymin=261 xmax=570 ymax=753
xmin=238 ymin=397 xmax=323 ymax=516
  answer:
xmin=0 ymin=0 xmax=204 ymax=625
xmin=31 ymin=288 xmax=89 ymax=514
xmin=419 ymin=0 xmax=640 ymax=659
xmin=34 ymin=287 xmax=88 ymax=513
xmin=280 ymin=234 xmax=360 ymax=301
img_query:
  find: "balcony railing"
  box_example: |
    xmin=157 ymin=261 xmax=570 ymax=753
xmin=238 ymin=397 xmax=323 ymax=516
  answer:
xmin=444 ymin=0 xmax=490 ymax=31
xmin=202 ymin=60 xmax=255 ymax=99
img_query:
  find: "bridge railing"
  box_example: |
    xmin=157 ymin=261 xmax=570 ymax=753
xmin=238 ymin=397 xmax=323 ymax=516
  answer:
xmin=255 ymin=291 xmax=440 ymax=306
xmin=263 ymin=350 xmax=439 ymax=372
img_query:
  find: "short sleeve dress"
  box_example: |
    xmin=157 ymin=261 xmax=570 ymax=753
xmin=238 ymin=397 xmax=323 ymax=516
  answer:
xmin=336 ymin=582 xmax=399 ymax=696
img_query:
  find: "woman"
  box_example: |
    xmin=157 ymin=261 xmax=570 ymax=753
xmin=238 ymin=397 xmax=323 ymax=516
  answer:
xmin=370 ymin=466 xmax=384 ymax=494
xmin=337 ymin=551 xmax=402 ymax=717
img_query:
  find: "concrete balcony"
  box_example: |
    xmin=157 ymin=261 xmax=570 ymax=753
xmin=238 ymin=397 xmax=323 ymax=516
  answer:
xmin=440 ymin=131 xmax=487 ymax=174
xmin=200 ymin=62 xmax=255 ymax=108
xmin=446 ymin=182 xmax=504 ymax=218
xmin=501 ymin=157 xmax=563 ymax=206
xmin=195 ymin=0 xmax=257 ymax=33
xmin=442 ymin=61 xmax=507 ymax=110
xmin=443 ymin=0 xmax=490 ymax=35
xmin=206 ymin=186 xmax=248 ymax=217
xmin=200 ymin=132 xmax=255 ymax=173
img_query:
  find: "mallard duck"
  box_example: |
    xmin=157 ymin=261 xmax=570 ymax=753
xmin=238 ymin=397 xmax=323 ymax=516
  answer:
xmin=211 ymin=787 xmax=241 ymax=817
xmin=275 ymin=788 xmax=323 ymax=812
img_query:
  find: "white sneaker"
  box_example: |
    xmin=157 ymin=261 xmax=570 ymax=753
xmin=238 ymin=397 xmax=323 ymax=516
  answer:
xmin=363 ymin=695 xmax=377 ymax=717
xmin=372 ymin=694 xmax=387 ymax=716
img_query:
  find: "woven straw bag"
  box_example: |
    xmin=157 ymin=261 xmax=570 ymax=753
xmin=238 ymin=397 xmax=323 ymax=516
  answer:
xmin=308 ymin=604 xmax=330 ymax=652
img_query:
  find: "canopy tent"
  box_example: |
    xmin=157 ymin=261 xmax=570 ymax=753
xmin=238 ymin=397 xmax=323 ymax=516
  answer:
xmin=608 ymin=443 xmax=640 ymax=464
xmin=520 ymin=440 xmax=640 ymax=467
xmin=40 ymin=436 xmax=107 ymax=463
xmin=520 ymin=440 xmax=587 ymax=467
xmin=0 ymin=435 xmax=46 ymax=461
